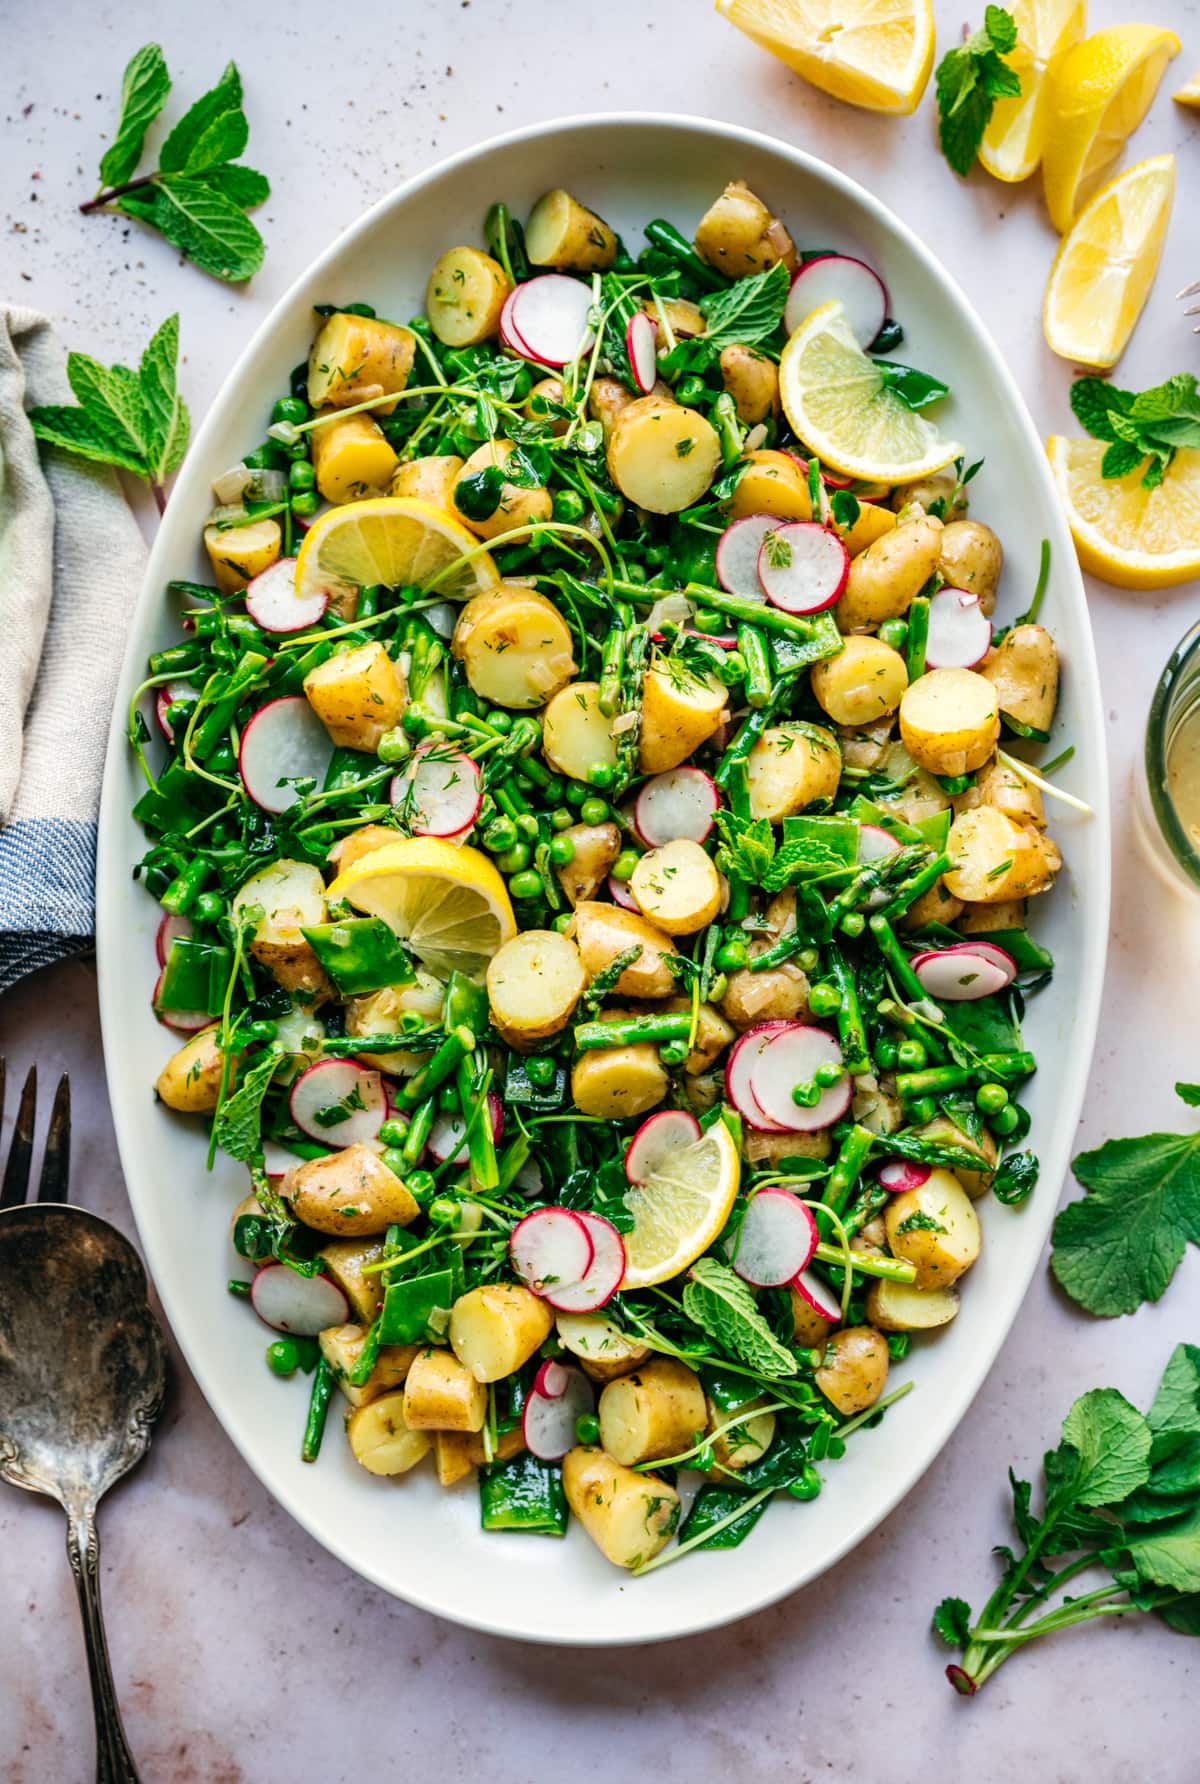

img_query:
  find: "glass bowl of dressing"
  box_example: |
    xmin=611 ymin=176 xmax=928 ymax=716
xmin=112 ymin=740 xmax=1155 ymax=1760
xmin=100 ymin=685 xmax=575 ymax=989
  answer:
xmin=1135 ymin=619 xmax=1200 ymax=893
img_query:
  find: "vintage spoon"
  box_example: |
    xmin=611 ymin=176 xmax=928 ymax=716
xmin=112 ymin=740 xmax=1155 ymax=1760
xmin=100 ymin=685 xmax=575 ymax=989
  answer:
xmin=0 ymin=1204 xmax=167 ymax=1782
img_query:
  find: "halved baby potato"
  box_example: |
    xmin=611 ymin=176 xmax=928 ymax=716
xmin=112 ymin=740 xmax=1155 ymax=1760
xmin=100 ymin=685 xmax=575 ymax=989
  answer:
xmin=542 ymin=681 xmax=618 ymax=781
xmin=899 ymin=668 xmax=1000 ymax=777
xmin=486 ymin=928 xmax=586 ymax=1045
xmin=571 ymin=1043 xmax=669 ymax=1121
xmin=555 ymin=821 xmax=621 ymax=907
xmin=319 ymin=1323 xmax=421 ymax=1407
xmin=203 ymin=517 xmax=281 ymax=595
xmin=884 ymin=1169 xmax=981 ymax=1289
xmin=563 ymin=1446 xmax=680 ymax=1569
xmin=555 ymin=1311 xmax=653 ymax=1382
xmin=944 ymin=806 xmax=1061 ymax=903
xmin=231 ymin=857 xmax=331 ymax=1002
xmin=811 ymin=635 xmax=908 ymax=728
xmin=303 ymin=640 xmax=407 ymax=752
xmin=694 ymin=180 xmax=797 ymax=278
xmin=403 ymin=1348 xmax=488 ymax=1432
xmin=598 ymin=1358 xmax=707 ymax=1467
xmin=866 ymin=1277 xmax=960 ymax=1332
xmin=607 ymin=397 xmax=721 ymax=515
xmin=452 ymin=439 xmax=552 ymax=541
xmin=307 ymin=312 xmax=416 ymax=414
xmin=727 ymin=449 xmax=812 ymax=522
xmin=814 ymin=1326 xmax=890 ymax=1416
xmin=746 ymin=722 xmax=841 ymax=821
xmin=452 ymin=585 xmax=576 ymax=710
xmin=390 ymin=453 xmax=464 ymax=508
xmin=630 ymin=838 xmax=722 ymax=936
xmin=347 ymin=1389 xmax=431 ymax=1475
xmin=449 ymin=1283 xmax=554 ymax=1383
xmin=426 ymin=245 xmax=510 ymax=347
xmin=525 ymin=188 xmax=617 ymax=271
xmin=980 ymin=623 xmax=1059 ymax=734
xmin=639 ymin=661 xmax=727 ymax=774
xmin=285 ymin=1143 xmax=420 ymax=1237
xmin=569 ymin=902 xmax=677 ymax=998
xmin=310 ymin=410 xmax=399 ymax=504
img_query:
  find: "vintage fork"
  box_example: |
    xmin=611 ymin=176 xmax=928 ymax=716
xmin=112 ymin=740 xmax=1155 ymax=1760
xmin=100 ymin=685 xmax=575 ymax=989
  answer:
xmin=0 ymin=1062 xmax=71 ymax=1209
xmin=1178 ymin=280 xmax=1200 ymax=333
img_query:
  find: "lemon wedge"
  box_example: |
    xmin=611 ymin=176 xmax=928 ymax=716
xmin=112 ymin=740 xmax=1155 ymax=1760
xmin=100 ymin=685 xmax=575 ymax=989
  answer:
xmin=327 ymin=837 xmax=515 ymax=978
xmin=716 ymin=0 xmax=934 ymax=114
xmin=294 ymin=496 xmax=497 ymax=612
xmin=1048 ymin=435 xmax=1200 ymax=589
xmin=1042 ymin=24 xmax=1180 ymax=231
xmin=1043 ymin=154 xmax=1174 ymax=368
xmin=620 ymin=1118 xmax=741 ymax=1290
xmin=1174 ymin=67 xmax=1200 ymax=106
xmin=979 ymin=0 xmax=1087 ymax=182
xmin=779 ymin=300 xmax=961 ymax=484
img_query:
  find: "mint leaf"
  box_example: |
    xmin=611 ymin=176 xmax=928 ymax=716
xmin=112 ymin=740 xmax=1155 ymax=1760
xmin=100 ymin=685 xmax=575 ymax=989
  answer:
xmin=1100 ymin=440 xmax=1146 ymax=480
xmin=932 ymin=1596 xmax=972 ymax=1647
xmin=212 ymin=1050 xmax=279 ymax=1163
xmin=121 ymin=176 xmax=264 ymax=281
xmin=1070 ymin=377 xmax=1135 ymax=441
xmin=26 ymin=405 xmax=146 ymax=474
xmin=139 ymin=314 xmax=190 ymax=480
xmin=66 ymin=353 xmax=147 ymax=462
xmin=681 ymin=1257 xmax=799 ymax=1378
xmin=202 ymin=163 xmax=270 ymax=210
xmin=183 ymin=105 xmax=249 ymax=174
xmin=983 ymin=3 xmax=1018 ymax=50
xmin=935 ymin=7 xmax=1022 ymax=177
xmin=1070 ymin=373 xmax=1200 ymax=488
xmin=713 ymin=811 xmax=776 ymax=883
xmin=1052 ymin=1126 xmax=1200 ymax=1316
xmin=875 ymin=360 xmax=949 ymax=411
xmin=27 ymin=317 xmax=190 ymax=494
xmin=99 ymin=43 xmax=171 ymax=188
xmin=159 ymin=60 xmax=242 ymax=172
xmin=699 ymin=260 xmax=790 ymax=350
xmin=1177 ymin=1083 xmax=1200 ymax=1107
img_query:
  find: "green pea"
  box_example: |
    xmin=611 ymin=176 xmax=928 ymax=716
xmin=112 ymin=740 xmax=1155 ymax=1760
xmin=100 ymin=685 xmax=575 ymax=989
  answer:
xmin=191 ymin=890 xmax=225 ymax=925
xmin=660 ymin=1040 xmax=689 ymax=1067
xmin=526 ymin=1056 xmax=557 ymax=1087
xmin=378 ymin=1117 xmax=409 ymax=1147
xmin=551 ymin=911 xmax=574 ymax=934
xmin=722 ymin=651 xmax=748 ymax=683
xmin=541 ymin=774 xmax=565 ymax=803
xmin=549 ymin=833 xmax=575 ymax=866
xmin=509 ymin=868 xmax=544 ymax=901
xmin=715 ymin=939 xmax=748 ymax=971
xmin=429 ymin=1196 xmax=461 ymax=1227
xmin=791 ymin=1080 xmax=822 ymax=1108
xmin=840 ymin=911 xmax=866 ymax=938
xmin=289 ymin=441 xmax=311 ymax=462
xmin=906 ymin=1095 xmax=937 ymax=1126
xmin=990 ymin=1103 xmax=1021 ymax=1137
xmin=586 ymin=762 xmax=615 ymax=790
xmin=878 ymin=618 xmax=909 ymax=652
xmin=976 ymin=1081 xmax=1009 ymax=1115
xmin=874 ymin=1038 xmax=899 ymax=1071
xmin=797 ymin=948 xmax=821 ymax=974
xmin=406 ymin=1169 xmax=437 ymax=1204
xmin=887 ymin=1332 xmax=912 ymax=1361
xmin=787 ymin=1464 xmax=822 ymax=1502
xmin=675 ymin=374 xmax=708 ymax=407
xmin=266 ymin=1339 xmax=300 ymax=1378
xmin=496 ymin=843 xmax=531 ymax=875
xmin=485 ymin=709 xmax=513 ymax=733
xmin=552 ymin=489 xmax=586 ymax=524
xmin=808 ymin=983 xmax=842 ymax=1018
xmin=691 ymin=608 xmax=723 ymax=634
xmin=484 ymin=818 xmax=519 ymax=854
xmin=814 ymin=1062 xmax=844 ymax=1088
xmin=515 ymin=813 xmax=541 ymax=839
xmin=381 ymin=1146 xmax=409 ymax=1179
xmin=244 ymin=1020 xmax=277 ymax=1045
xmin=565 ymin=780 xmax=588 ymax=807
xmin=896 ymin=1039 xmax=927 ymax=1070
xmin=272 ymin=395 xmax=309 ymax=425
xmin=291 ymin=490 xmax=320 ymax=518
xmin=289 ymin=459 xmax=316 ymax=491
xmin=377 ymin=727 xmax=411 ymax=765
xmin=550 ymin=806 xmax=575 ymax=832
xmin=579 ymin=796 xmax=610 ymax=825
xmin=608 ymin=849 xmax=636 ymax=882
xmin=574 ymin=1411 xmax=601 ymax=1445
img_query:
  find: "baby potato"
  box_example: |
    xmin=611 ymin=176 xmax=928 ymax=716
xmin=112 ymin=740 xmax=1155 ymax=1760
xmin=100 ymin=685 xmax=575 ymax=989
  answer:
xmin=719 ymin=344 xmax=779 ymax=424
xmin=390 ymin=453 xmax=464 ymax=507
xmin=449 ymin=1283 xmax=554 ymax=1383
xmin=434 ymin=1424 xmax=524 ymax=1487
xmin=665 ymin=996 xmax=736 ymax=1074
xmin=303 ymin=640 xmax=406 ymax=752
xmin=203 ymin=517 xmax=281 ymax=595
xmin=885 ymin=1168 xmax=981 ymax=1289
xmin=939 ymin=520 xmax=1003 ymax=615
xmin=706 ymin=1395 xmax=776 ymax=1471
xmin=571 ymin=1043 xmax=669 ymax=1120
xmin=328 ymin=823 xmax=398 ymax=873
xmin=898 ymin=878 xmax=963 ymax=932
xmin=836 ymin=513 xmax=943 ymax=632
xmin=541 ymin=680 xmax=618 ymax=782
xmin=155 ymin=1025 xmax=231 ymax=1113
xmin=343 ymin=969 xmax=444 ymax=1075
xmin=231 ymin=857 xmax=331 ymax=1003
xmin=815 ymin=1326 xmax=890 ymax=1416
xmin=971 ymin=756 xmax=1045 ymax=827
xmin=642 ymin=296 xmax=707 ymax=338
xmin=486 ymin=928 xmax=586 ymax=1045
xmin=310 ymin=410 xmax=399 ymax=504
xmin=630 ymin=839 xmax=722 ymax=936
xmin=307 ymin=312 xmax=416 ymax=415
xmin=607 ymin=396 xmax=721 ymax=514
xmin=836 ymin=500 xmax=898 ymax=559
xmin=811 ymin=635 xmax=908 ymax=727
xmin=721 ymin=960 xmax=810 ymax=1031
xmin=747 ymin=721 xmax=841 ymax=821
xmin=944 ymin=806 xmax=1060 ymax=903
xmin=569 ymin=901 xmax=677 ymax=998
xmin=525 ymin=376 xmax=570 ymax=436
xmin=452 ymin=439 xmax=552 ymax=541
xmin=899 ymin=668 xmax=1000 ymax=776
xmin=346 ymin=1389 xmax=432 ymax=1476
xmin=892 ymin=468 xmax=966 ymax=521
xmin=588 ymin=375 xmax=634 ymax=442
xmin=426 ymin=245 xmax=510 ymax=347
xmin=913 ymin=1116 xmax=997 ymax=1199
xmin=563 ymin=1447 xmax=680 ymax=1570
xmin=694 ymin=180 xmax=797 ymax=277
xmin=555 ymin=821 xmax=621 ymax=907
xmin=452 ymin=584 xmax=576 ymax=710
xmin=319 ymin=1323 xmax=420 ymax=1408
xmin=555 ymin=1312 xmax=653 ymax=1383
xmin=525 ymin=188 xmax=617 ymax=271
xmin=727 ymin=448 xmax=812 ymax=521
xmin=639 ymin=661 xmax=727 ymax=773
xmin=286 ymin=1143 xmax=420 ymax=1237
xmin=318 ymin=1239 xmax=386 ymax=1324
xmin=866 ymin=1278 xmax=961 ymax=1333
xmin=980 ymin=623 xmax=1059 ymax=734
xmin=598 ymin=1358 xmax=706 ymax=1466
xmin=403 ymin=1347 xmax=487 ymax=1432
xmin=746 ymin=1135 xmax=833 ymax=1182
xmin=957 ymin=897 xmax=1026 ymax=935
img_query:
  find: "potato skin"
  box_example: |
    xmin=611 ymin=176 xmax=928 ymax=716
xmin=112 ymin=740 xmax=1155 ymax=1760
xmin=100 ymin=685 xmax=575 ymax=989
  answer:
xmin=788 ymin=1281 xmax=838 ymax=1347
xmin=328 ymin=822 xmax=400 ymax=874
xmin=719 ymin=344 xmax=779 ymax=423
xmin=721 ymin=961 xmax=810 ymax=1030
xmin=896 ymin=468 xmax=969 ymax=523
xmin=304 ymin=640 xmax=407 ymax=752
xmin=980 ymin=624 xmax=1059 ymax=734
xmin=598 ymin=1358 xmax=707 ymax=1466
xmin=957 ymin=897 xmax=1026 ymax=935
xmin=965 ymin=756 xmax=1045 ymax=827
xmin=403 ymin=1348 xmax=488 ymax=1432
xmin=665 ymin=995 xmax=736 ymax=1073
xmin=319 ymin=1323 xmax=420 ymax=1407
xmin=203 ymin=518 xmax=281 ymax=595
xmin=231 ymin=857 xmax=332 ymax=1003
xmin=346 ymin=1390 xmax=432 ymax=1476
xmin=452 ymin=584 xmax=576 ymax=711
xmin=727 ymin=448 xmax=812 ymax=521
xmin=555 ymin=1311 xmax=652 ymax=1382
xmin=562 ymin=1446 xmax=680 ymax=1570
xmin=836 ymin=514 xmax=943 ymax=632
xmin=426 ymin=246 xmax=510 ymax=347
xmin=746 ymin=1128 xmax=831 ymax=1173
xmin=747 ymin=722 xmax=841 ymax=821
xmin=811 ymin=635 xmax=908 ymax=727
xmin=571 ymin=1044 xmax=669 ymax=1121
xmin=155 ymin=1026 xmax=231 ymax=1113
xmin=434 ymin=1424 xmax=524 ymax=1487
xmin=588 ymin=376 xmax=634 ymax=442
xmin=390 ymin=453 xmax=464 ymax=507
xmin=486 ymin=928 xmax=586 ymax=1045
xmin=938 ymin=520 xmax=1003 ymax=615
xmin=569 ymin=901 xmax=677 ymax=998
xmin=606 ymin=397 xmax=721 ymax=515
xmin=899 ymin=668 xmax=1000 ymax=776
xmin=449 ymin=1282 xmax=554 ymax=1383
xmin=452 ymin=439 xmax=552 ymax=541
xmin=525 ymin=188 xmax=617 ymax=271
xmin=836 ymin=500 xmax=898 ymax=559
xmin=866 ymin=1278 xmax=960 ymax=1333
xmin=286 ymin=1145 xmax=419 ymax=1237
xmin=694 ymin=180 xmax=797 ymax=277
xmin=318 ymin=1239 xmax=386 ymax=1324
xmin=310 ymin=410 xmax=399 ymax=503
xmin=885 ymin=1168 xmax=981 ymax=1288
xmin=639 ymin=663 xmax=727 ymax=774
xmin=913 ymin=1116 xmax=997 ymax=1198
xmin=815 ymin=1326 xmax=890 ymax=1416
xmin=307 ymin=312 xmax=416 ymax=414
xmin=944 ymin=806 xmax=1060 ymax=903
xmin=556 ymin=821 xmax=621 ymax=907
xmin=706 ymin=1394 xmax=776 ymax=1471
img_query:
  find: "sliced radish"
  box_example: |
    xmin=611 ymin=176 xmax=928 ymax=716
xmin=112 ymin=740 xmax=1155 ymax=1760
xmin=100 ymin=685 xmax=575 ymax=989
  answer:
xmin=626 ymin=311 xmax=658 ymax=394
xmin=966 ymin=939 xmax=1020 ymax=979
xmin=724 ymin=1020 xmax=794 ymax=1133
xmin=792 ymin=1266 xmax=841 ymax=1323
xmin=155 ymin=910 xmax=193 ymax=966
xmin=607 ymin=873 xmax=640 ymax=912
xmin=635 ymin=767 xmax=720 ymax=847
xmin=925 ymin=586 xmax=992 ymax=670
xmin=390 ymin=744 xmax=481 ymax=838
xmin=910 ymin=944 xmax=1015 ymax=1002
xmin=509 ymin=275 xmax=595 ymax=367
xmin=426 ymin=1092 xmax=503 ymax=1164
xmin=732 ymin=1189 xmax=819 ymax=1287
xmin=155 ymin=678 xmax=199 ymax=744
xmin=543 ymin=1212 xmax=626 ymax=1312
xmin=522 ymin=1361 xmax=595 ymax=1460
xmin=510 ymin=1206 xmax=595 ymax=1297
xmin=499 ymin=287 xmax=534 ymax=359
xmin=151 ymin=967 xmax=209 ymax=1034
xmin=716 ymin=514 xmax=775 ymax=600
xmin=625 ymin=1109 xmax=702 ymax=1186
xmin=244 ymin=557 xmax=329 ymax=634
xmin=751 ymin=1026 xmax=851 ymax=1133
xmin=513 ymin=1156 xmax=545 ymax=1198
xmin=878 ymin=1158 xmax=932 ymax=1193
xmin=263 ymin=1140 xmax=307 ymax=1183
xmin=250 ymin=1262 xmax=350 ymax=1336
xmin=289 ymin=1059 xmax=386 ymax=1146
xmin=533 ymin=1358 xmax=572 ymax=1398
xmin=821 ymin=467 xmax=854 ymax=490
xmin=239 ymin=696 xmax=332 ymax=814
xmin=784 ymin=255 xmax=888 ymax=349
xmin=758 ymin=522 xmax=849 ymax=615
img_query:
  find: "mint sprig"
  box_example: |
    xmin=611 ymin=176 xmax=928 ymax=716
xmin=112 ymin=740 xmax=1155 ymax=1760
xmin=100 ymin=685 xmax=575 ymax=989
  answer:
xmin=82 ymin=46 xmax=268 ymax=283
xmin=935 ymin=7 xmax=1022 ymax=178
xmin=1070 ymin=373 xmax=1200 ymax=489
xmin=681 ymin=1258 xmax=800 ymax=1379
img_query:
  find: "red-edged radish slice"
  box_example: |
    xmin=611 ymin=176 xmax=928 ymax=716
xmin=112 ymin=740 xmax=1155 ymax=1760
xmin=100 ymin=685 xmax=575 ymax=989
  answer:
xmin=151 ymin=967 xmax=209 ymax=1033
xmin=626 ymin=311 xmax=658 ymax=394
xmin=878 ymin=1158 xmax=932 ymax=1193
xmin=724 ymin=1020 xmax=794 ymax=1132
xmin=732 ymin=1189 xmax=819 ymax=1287
xmin=858 ymin=822 xmax=902 ymax=908
xmin=543 ymin=1212 xmax=626 ymax=1312
xmin=821 ymin=467 xmax=855 ymax=489
xmin=757 ymin=522 xmax=849 ymax=615
xmin=390 ymin=745 xmax=482 ymax=838
xmin=426 ymin=1092 xmax=504 ymax=1165
xmin=784 ymin=255 xmax=888 ymax=348
xmin=499 ymin=287 xmax=535 ymax=359
xmin=289 ymin=1059 xmax=386 ymax=1146
xmin=244 ymin=557 xmax=329 ymax=634
xmin=510 ymin=1206 xmax=594 ymax=1297
xmin=250 ymin=1262 xmax=350 ymax=1336
xmin=634 ymin=766 xmax=720 ymax=847
xmin=716 ymin=513 xmax=775 ymax=600
xmin=533 ymin=1358 xmax=571 ymax=1398
xmin=910 ymin=944 xmax=1015 ymax=1002
xmin=925 ymin=586 xmax=992 ymax=670
xmin=522 ymin=1361 xmax=595 ymax=1460
xmin=154 ymin=678 xmax=199 ymax=744
xmin=966 ymin=940 xmax=1020 ymax=979
xmin=509 ymin=275 xmax=595 ymax=367
xmin=625 ymin=1109 xmax=702 ymax=1186
xmin=792 ymin=1266 xmax=841 ymax=1323
xmin=751 ymin=1025 xmax=851 ymax=1133
xmin=155 ymin=910 xmax=194 ymax=966
xmin=263 ymin=1139 xmax=306 ymax=1183
xmin=239 ymin=696 xmax=332 ymax=814
xmin=607 ymin=873 xmax=640 ymax=912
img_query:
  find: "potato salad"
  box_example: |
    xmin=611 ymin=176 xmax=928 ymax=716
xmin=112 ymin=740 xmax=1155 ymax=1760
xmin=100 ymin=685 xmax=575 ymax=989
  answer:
xmin=133 ymin=178 xmax=1068 ymax=1574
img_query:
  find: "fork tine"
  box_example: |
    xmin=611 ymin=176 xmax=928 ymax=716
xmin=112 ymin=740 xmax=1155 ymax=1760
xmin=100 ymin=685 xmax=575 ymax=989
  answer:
xmin=37 ymin=1075 xmax=71 ymax=1204
xmin=1178 ymin=280 xmax=1200 ymax=300
xmin=0 ymin=1066 xmax=37 ymax=1209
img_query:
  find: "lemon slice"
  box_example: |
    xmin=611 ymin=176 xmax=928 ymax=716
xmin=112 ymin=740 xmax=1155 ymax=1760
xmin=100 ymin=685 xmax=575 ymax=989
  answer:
xmin=620 ymin=1117 xmax=741 ymax=1290
xmin=1042 ymin=25 xmax=1180 ymax=231
xmin=716 ymin=0 xmax=934 ymax=114
xmin=1048 ymin=435 xmax=1200 ymax=589
xmin=294 ymin=496 xmax=498 ymax=610
xmin=979 ymin=0 xmax=1087 ymax=182
xmin=327 ymin=837 xmax=515 ymax=978
xmin=1043 ymin=154 xmax=1174 ymax=368
xmin=779 ymin=300 xmax=961 ymax=484
xmin=1175 ymin=67 xmax=1200 ymax=106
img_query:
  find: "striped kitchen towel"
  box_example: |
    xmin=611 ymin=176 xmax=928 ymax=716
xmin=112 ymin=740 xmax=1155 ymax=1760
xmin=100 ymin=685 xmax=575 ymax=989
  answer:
xmin=0 ymin=305 xmax=147 ymax=995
